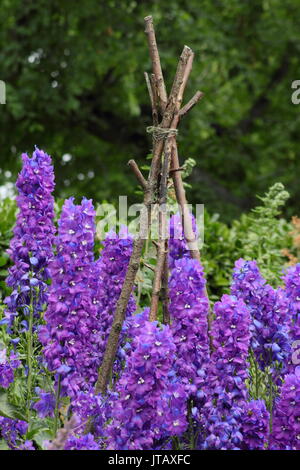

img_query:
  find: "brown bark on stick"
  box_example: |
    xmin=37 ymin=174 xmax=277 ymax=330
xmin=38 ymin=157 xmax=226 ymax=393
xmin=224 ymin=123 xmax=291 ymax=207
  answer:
xmin=128 ymin=159 xmax=148 ymax=191
xmin=144 ymin=15 xmax=168 ymax=114
xmin=160 ymin=136 xmax=171 ymax=326
xmin=171 ymin=144 xmax=200 ymax=261
xmin=179 ymin=91 xmax=204 ymax=118
xmin=91 ymin=17 xmax=192 ymax=400
xmin=90 ymin=15 xmax=207 ymax=412
xmin=149 ymin=48 xmax=194 ymax=321
xmin=149 ymin=131 xmax=172 ymax=321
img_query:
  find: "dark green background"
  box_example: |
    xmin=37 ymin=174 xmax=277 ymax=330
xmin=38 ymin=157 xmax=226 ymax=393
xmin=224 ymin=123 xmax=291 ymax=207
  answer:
xmin=0 ymin=0 xmax=299 ymax=222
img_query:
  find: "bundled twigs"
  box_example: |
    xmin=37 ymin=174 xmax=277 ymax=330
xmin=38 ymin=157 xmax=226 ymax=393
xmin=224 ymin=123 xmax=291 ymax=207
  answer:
xmin=92 ymin=15 xmax=205 ymax=399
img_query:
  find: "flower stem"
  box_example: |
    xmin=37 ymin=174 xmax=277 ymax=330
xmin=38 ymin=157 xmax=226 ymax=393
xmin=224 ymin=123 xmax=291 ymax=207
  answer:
xmin=268 ymin=371 xmax=273 ymax=432
xmin=27 ymin=288 xmax=34 ymax=426
xmin=255 ymin=358 xmax=259 ymax=399
xmin=54 ymin=375 xmax=61 ymax=435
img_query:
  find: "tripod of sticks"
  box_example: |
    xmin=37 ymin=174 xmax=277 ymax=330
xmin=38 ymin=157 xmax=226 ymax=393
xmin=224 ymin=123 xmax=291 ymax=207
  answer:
xmin=92 ymin=15 xmax=206 ymax=406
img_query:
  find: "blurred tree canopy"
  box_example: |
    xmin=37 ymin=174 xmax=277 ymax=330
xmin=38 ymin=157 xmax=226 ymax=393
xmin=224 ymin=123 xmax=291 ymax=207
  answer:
xmin=0 ymin=0 xmax=300 ymax=222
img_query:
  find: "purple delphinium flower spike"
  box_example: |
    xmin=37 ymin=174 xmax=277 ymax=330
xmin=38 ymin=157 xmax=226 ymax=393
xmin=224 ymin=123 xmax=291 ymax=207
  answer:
xmin=282 ymin=264 xmax=300 ymax=374
xmin=40 ymin=197 xmax=99 ymax=397
xmin=169 ymin=258 xmax=209 ymax=397
xmin=239 ymin=399 xmax=269 ymax=450
xmin=105 ymin=320 xmax=188 ymax=450
xmin=169 ymin=212 xmax=198 ymax=270
xmin=4 ymin=148 xmax=55 ymax=333
xmin=270 ymin=373 xmax=300 ymax=450
xmin=91 ymin=226 xmax=136 ymax=375
xmin=209 ymin=294 xmax=251 ymax=403
xmin=202 ymin=294 xmax=251 ymax=450
xmin=231 ymin=259 xmax=291 ymax=372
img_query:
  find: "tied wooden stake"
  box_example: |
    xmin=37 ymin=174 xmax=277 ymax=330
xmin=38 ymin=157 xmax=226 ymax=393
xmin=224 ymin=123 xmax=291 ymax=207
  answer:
xmin=85 ymin=15 xmax=206 ymax=434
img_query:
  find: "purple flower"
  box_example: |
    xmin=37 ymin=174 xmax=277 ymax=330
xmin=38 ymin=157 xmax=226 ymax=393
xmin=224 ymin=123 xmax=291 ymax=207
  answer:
xmin=209 ymin=294 xmax=251 ymax=403
xmin=33 ymin=389 xmax=55 ymax=418
xmin=64 ymin=433 xmax=100 ymax=450
xmin=90 ymin=226 xmax=136 ymax=377
xmin=202 ymin=294 xmax=251 ymax=449
xmin=40 ymin=197 xmax=99 ymax=397
xmin=201 ymin=405 xmax=244 ymax=450
xmin=105 ymin=320 xmax=188 ymax=450
xmin=70 ymin=389 xmax=116 ymax=440
xmin=0 ymin=349 xmax=20 ymax=389
xmin=231 ymin=259 xmax=291 ymax=371
xmin=4 ymin=148 xmax=55 ymax=332
xmin=282 ymin=264 xmax=300 ymax=373
xmin=18 ymin=440 xmax=35 ymax=450
xmin=0 ymin=417 xmax=28 ymax=449
xmin=169 ymin=258 xmax=209 ymax=396
xmin=270 ymin=373 xmax=300 ymax=450
xmin=239 ymin=400 xmax=269 ymax=450
xmin=169 ymin=212 xmax=198 ymax=269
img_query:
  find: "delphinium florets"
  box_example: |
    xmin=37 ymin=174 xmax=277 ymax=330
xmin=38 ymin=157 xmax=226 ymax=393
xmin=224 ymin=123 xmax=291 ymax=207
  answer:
xmin=169 ymin=212 xmax=198 ymax=269
xmin=239 ymin=399 xmax=269 ymax=450
xmin=32 ymin=388 xmax=56 ymax=418
xmin=270 ymin=373 xmax=300 ymax=450
xmin=0 ymin=417 xmax=29 ymax=449
xmin=3 ymin=147 xmax=55 ymax=335
xmin=64 ymin=433 xmax=100 ymax=450
xmin=208 ymin=294 xmax=251 ymax=403
xmin=282 ymin=264 xmax=300 ymax=374
xmin=202 ymin=294 xmax=252 ymax=449
xmin=105 ymin=320 xmax=187 ymax=450
xmin=70 ymin=388 xmax=118 ymax=442
xmin=0 ymin=348 xmax=20 ymax=389
xmin=169 ymin=258 xmax=209 ymax=396
xmin=91 ymin=226 xmax=136 ymax=375
xmin=39 ymin=197 xmax=99 ymax=397
xmin=231 ymin=259 xmax=290 ymax=372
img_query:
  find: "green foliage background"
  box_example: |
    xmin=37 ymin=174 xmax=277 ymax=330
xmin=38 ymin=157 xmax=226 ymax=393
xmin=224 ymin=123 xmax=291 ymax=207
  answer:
xmin=0 ymin=0 xmax=300 ymax=221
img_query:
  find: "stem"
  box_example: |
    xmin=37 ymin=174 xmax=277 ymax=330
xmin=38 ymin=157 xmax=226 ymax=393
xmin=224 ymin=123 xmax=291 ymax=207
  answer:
xmin=188 ymin=399 xmax=196 ymax=449
xmin=161 ymin=242 xmax=170 ymax=324
xmin=54 ymin=375 xmax=61 ymax=435
xmin=171 ymin=435 xmax=180 ymax=450
xmin=268 ymin=370 xmax=273 ymax=433
xmin=27 ymin=287 xmax=34 ymax=425
xmin=255 ymin=358 xmax=259 ymax=399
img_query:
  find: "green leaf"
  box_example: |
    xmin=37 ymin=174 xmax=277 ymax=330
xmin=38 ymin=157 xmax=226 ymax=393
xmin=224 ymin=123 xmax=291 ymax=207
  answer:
xmin=0 ymin=391 xmax=27 ymax=422
xmin=33 ymin=429 xmax=53 ymax=450
xmin=0 ymin=439 xmax=9 ymax=450
xmin=0 ymin=255 xmax=8 ymax=267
